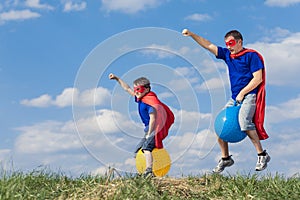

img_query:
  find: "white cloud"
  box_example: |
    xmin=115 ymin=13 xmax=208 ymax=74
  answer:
xmin=15 ymin=121 xmax=81 ymax=154
xmin=55 ymin=88 xmax=76 ymax=107
xmin=74 ymin=87 xmax=111 ymax=107
xmin=63 ymin=0 xmax=87 ymax=12
xmin=14 ymin=108 xmax=137 ymax=154
xmin=267 ymin=94 xmax=300 ymax=123
xmin=168 ymin=77 xmax=195 ymax=92
xmin=260 ymin=27 xmax=292 ymax=42
xmin=75 ymin=109 xmax=139 ymax=135
xmin=21 ymin=87 xmax=111 ymax=108
xmin=1 ymin=0 xmax=19 ymax=9
xmin=158 ymin=91 xmax=174 ymax=100
xmin=167 ymin=129 xmax=217 ymax=167
xmin=0 ymin=9 xmax=40 ymax=22
xmin=174 ymin=67 xmax=198 ymax=78
xmin=13 ymin=104 xmax=216 ymax=175
xmin=196 ymin=77 xmax=228 ymax=91
xmin=172 ymin=65 xmax=229 ymax=92
xmin=141 ymin=44 xmax=176 ymax=59
xmin=184 ymin=13 xmax=212 ymax=22
xmin=248 ymin=32 xmax=300 ymax=86
xmin=263 ymin=130 xmax=300 ymax=176
xmin=140 ymin=44 xmax=200 ymax=61
xmin=25 ymin=0 xmax=54 ymax=10
xmin=265 ymin=0 xmax=300 ymax=7
xmin=13 ymin=108 xmax=143 ymax=174
xmin=21 ymin=94 xmax=52 ymax=107
xmin=172 ymin=66 xmax=203 ymax=87
xmin=172 ymin=108 xmax=211 ymax=134
xmin=101 ymin=0 xmax=163 ymax=14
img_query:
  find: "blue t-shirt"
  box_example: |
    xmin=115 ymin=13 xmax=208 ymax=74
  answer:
xmin=216 ymin=47 xmax=264 ymax=99
xmin=135 ymin=97 xmax=154 ymax=132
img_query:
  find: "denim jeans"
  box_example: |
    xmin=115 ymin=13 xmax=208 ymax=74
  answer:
xmin=134 ymin=131 xmax=155 ymax=153
xmin=225 ymin=94 xmax=257 ymax=131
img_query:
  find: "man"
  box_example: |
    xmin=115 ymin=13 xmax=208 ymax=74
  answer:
xmin=182 ymin=29 xmax=270 ymax=173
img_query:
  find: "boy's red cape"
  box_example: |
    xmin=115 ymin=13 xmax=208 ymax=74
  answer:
xmin=230 ymin=49 xmax=269 ymax=140
xmin=139 ymin=91 xmax=175 ymax=148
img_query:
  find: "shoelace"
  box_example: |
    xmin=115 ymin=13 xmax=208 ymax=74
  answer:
xmin=257 ymin=156 xmax=264 ymax=163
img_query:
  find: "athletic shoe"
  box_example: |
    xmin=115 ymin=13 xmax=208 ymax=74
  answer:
xmin=143 ymin=167 xmax=154 ymax=178
xmin=255 ymin=151 xmax=271 ymax=171
xmin=213 ymin=156 xmax=234 ymax=173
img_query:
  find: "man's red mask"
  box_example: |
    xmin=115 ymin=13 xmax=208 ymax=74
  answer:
xmin=225 ymin=39 xmax=236 ymax=48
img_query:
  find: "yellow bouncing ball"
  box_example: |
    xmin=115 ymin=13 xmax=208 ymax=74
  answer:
xmin=135 ymin=148 xmax=171 ymax=177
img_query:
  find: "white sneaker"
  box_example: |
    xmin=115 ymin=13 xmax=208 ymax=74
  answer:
xmin=213 ymin=156 xmax=234 ymax=173
xmin=255 ymin=151 xmax=271 ymax=171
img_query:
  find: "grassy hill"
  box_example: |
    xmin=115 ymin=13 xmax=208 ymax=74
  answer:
xmin=1 ymin=168 xmax=299 ymax=199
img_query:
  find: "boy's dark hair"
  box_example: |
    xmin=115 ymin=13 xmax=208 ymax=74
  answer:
xmin=133 ymin=77 xmax=151 ymax=89
xmin=225 ymin=30 xmax=243 ymax=41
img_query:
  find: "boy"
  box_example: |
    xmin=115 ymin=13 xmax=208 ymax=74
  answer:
xmin=109 ymin=73 xmax=174 ymax=176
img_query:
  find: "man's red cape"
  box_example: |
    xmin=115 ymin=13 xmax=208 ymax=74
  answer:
xmin=230 ymin=49 xmax=269 ymax=140
xmin=139 ymin=91 xmax=175 ymax=148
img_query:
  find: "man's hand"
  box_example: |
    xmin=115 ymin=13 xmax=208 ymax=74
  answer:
xmin=109 ymin=73 xmax=118 ymax=80
xmin=236 ymin=93 xmax=245 ymax=103
xmin=182 ymin=28 xmax=192 ymax=37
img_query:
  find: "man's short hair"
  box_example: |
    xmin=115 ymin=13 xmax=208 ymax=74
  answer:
xmin=225 ymin=30 xmax=243 ymax=41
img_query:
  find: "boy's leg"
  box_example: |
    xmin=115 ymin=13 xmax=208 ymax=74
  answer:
xmin=141 ymin=132 xmax=155 ymax=176
xmin=144 ymin=150 xmax=153 ymax=169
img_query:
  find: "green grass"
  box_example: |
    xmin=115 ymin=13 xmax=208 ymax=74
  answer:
xmin=0 ymin=168 xmax=299 ymax=200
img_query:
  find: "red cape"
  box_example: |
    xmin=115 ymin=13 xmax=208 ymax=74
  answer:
xmin=230 ymin=49 xmax=269 ymax=140
xmin=139 ymin=92 xmax=175 ymax=148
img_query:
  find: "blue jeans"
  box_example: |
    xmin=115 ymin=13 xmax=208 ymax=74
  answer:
xmin=134 ymin=131 xmax=155 ymax=153
xmin=225 ymin=94 xmax=257 ymax=131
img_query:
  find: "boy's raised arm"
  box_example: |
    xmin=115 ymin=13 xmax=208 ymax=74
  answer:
xmin=109 ymin=73 xmax=135 ymax=96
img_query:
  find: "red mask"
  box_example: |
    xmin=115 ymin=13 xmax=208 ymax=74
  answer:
xmin=225 ymin=39 xmax=236 ymax=48
xmin=134 ymin=85 xmax=146 ymax=93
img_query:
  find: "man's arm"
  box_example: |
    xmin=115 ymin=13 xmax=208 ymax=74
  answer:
xmin=236 ymin=69 xmax=263 ymax=102
xmin=109 ymin=73 xmax=135 ymax=96
xmin=182 ymin=29 xmax=218 ymax=56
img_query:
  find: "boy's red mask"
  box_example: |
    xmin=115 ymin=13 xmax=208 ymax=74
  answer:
xmin=134 ymin=85 xmax=146 ymax=93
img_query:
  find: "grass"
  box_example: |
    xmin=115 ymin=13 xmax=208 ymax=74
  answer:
xmin=0 ymin=168 xmax=299 ymax=200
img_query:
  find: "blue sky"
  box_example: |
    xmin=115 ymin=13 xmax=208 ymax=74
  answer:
xmin=1 ymin=0 xmax=300 ymax=177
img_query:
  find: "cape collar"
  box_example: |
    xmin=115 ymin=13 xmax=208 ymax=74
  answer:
xmin=137 ymin=91 xmax=153 ymax=102
xmin=230 ymin=48 xmax=247 ymax=59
